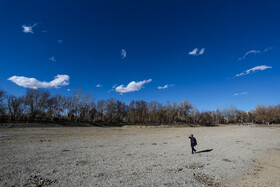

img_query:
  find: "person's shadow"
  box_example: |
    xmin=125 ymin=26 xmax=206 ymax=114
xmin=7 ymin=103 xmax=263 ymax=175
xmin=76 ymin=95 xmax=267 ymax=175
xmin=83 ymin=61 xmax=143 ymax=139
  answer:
xmin=196 ymin=149 xmax=213 ymax=154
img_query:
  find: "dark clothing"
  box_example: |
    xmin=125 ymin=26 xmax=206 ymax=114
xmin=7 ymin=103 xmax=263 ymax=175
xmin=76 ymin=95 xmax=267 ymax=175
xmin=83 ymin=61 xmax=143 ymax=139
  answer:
xmin=189 ymin=137 xmax=197 ymax=154
xmin=191 ymin=144 xmax=196 ymax=154
xmin=190 ymin=137 xmax=196 ymax=145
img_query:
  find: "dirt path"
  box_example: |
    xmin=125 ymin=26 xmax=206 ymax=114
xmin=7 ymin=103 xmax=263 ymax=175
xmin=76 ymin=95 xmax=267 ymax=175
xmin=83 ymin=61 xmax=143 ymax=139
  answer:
xmin=0 ymin=125 xmax=279 ymax=186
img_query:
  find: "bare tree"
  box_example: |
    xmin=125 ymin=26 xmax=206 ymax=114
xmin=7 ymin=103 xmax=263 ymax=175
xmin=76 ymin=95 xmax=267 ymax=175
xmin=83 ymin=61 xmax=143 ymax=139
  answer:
xmin=115 ymin=100 xmax=127 ymax=123
xmin=147 ymin=101 xmax=162 ymax=124
xmin=198 ymin=111 xmax=214 ymax=126
xmin=0 ymin=90 xmax=7 ymax=120
xmin=24 ymin=89 xmax=50 ymax=120
xmin=8 ymin=95 xmax=25 ymax=121
xmin=254 ymin=105 xmax=267 ymax=124
xmin=190 ymin=108 xmax=200 ymax=125
xmin=96 ymin=100 xmax=106 ymax=122
xmin=1 ymin=88 xmax=280 ymax=125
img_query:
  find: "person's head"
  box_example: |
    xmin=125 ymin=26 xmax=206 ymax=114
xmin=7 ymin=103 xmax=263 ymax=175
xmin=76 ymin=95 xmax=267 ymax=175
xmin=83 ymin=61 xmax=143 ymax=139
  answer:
xmin=190 ymin=134 xmax=193 ymax=137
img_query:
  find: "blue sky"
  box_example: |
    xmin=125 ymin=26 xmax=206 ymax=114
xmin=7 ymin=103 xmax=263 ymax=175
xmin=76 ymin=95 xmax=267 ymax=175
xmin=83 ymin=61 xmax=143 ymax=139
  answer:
xmin=0 ymin=0 xmax=280 ymax=111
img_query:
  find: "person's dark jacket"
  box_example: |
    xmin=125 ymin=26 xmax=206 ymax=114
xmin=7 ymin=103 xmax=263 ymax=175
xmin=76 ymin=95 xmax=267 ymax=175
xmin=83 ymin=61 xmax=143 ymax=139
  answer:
xmin=189 ymin=137 xmax=197 ymax=146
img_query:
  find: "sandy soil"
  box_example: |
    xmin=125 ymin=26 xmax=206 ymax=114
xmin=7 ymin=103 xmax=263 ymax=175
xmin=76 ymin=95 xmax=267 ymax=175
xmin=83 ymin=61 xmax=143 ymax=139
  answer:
xmin=0 ymin=125 xmax=279 ymax=187
xmin=229 ymin=148 xmax=280 ymax=187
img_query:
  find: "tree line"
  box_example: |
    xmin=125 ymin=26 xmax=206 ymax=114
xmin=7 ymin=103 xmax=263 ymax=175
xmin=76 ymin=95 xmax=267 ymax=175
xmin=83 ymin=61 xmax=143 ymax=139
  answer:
xmin=0 ymin=88 xmax=279 ymax=125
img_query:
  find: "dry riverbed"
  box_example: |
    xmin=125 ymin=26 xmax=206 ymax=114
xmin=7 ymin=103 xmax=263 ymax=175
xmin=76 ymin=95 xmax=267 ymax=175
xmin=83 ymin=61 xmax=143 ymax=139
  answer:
xmin=0 ymin=125 xmax=280 ymax=187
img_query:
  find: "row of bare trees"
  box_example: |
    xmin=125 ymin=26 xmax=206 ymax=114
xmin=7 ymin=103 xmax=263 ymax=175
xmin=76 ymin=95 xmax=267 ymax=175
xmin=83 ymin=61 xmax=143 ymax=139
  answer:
xmin=0 ymin=89 xmax=279 ymax=125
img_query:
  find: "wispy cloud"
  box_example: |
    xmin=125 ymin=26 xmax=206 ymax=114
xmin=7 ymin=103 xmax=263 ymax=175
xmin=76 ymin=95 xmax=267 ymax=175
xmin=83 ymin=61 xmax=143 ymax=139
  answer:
xmin=8 ymin=75 xmax=70 ymax=89
xmin=121 ymin=49 xmax=126 ymax=59
xmin=115 ymin=79 xmax=152 ymax=94
xmin=233 ymin=92 xmax=248 ymax=96
xmin=108 ymin=84 xmax=118 ymax=93
xmin=235 ymin=65 xmax=272 ymax=77
xmin=22 ymin=23 xmax=37 ymax=34
xmin=239 ymin=50 xmax=260 ymax=60
xmin=96 ymin=84 xmax=102 ymax=88
xmin=239 ymin=47 xmax=273 ymax=60
xmin=188 ymin=48 xmax=205 ymax=56
xmin=157 ymin=84 xmax=174 ymax=90
xmin=198 ymin=48 xmax=205 ymax=55
xmin=49 ymin=56 xmax=56 ymax=62
xmin=263 ymin=47 xmax=273 ymax=52
xmin=67 ymin=89 xmax=71 ymax=91
xmin=57 ymin=40 xmax=63 ymax=44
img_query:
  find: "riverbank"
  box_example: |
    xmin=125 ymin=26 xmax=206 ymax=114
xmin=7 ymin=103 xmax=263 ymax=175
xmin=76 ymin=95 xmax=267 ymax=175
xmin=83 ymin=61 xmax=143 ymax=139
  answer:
xmin=1 ymin=125 xmax=279 ymax=186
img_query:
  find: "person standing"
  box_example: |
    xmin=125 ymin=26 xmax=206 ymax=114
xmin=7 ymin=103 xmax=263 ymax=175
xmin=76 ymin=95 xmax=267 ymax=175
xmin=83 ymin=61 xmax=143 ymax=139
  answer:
xmin=189 ymin=134 xmax=197 ymax=154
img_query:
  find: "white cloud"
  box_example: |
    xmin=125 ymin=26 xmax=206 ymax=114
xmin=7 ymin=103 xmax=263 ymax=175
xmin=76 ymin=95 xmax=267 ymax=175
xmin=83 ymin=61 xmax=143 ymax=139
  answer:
xmin=49 ymin=56 xmax=55 ymax=62
xmin=199 ymin=48 xmax=205 ymax=55
xmin=239 ymin=47 xmax=273 ymax=60
xmin=188 ymin=48 xmax=198 ymax=55
xmin=8 ymin=75 xmax=70 ymax=89
xmin=96 ymin=84 xmax=102 ymax=88
xmin=235 ymin=65 xmax=272 ymax=77
xmin=121 ymin=49 xmax=126 ymax=59
xmin=157 ymin=84 xmax=174 ymax=90
xmin=57 ymin=40 xmax=63 ymax=44
xmin=67 ymin=89 xmax=71 ymax=91
xmin=22 ymin=23 xmax=37 ymax=33
xmin=239 ymin=50 xmax=260 ymax=60
xmin=115 ymin=79 xmax=152 ymax=94
xmin=233 ymin=92 xmax=248 ymax=96
xmin=188 ymin=48 xmax=205 ymax=56
xmin=158 ymin=85 xmax=168 ymax=90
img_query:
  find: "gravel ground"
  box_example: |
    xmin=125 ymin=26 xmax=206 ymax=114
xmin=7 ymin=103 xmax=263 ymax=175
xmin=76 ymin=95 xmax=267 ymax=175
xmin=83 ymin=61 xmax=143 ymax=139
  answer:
xmin=0 ymin=125 xmax=280 ymax=187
